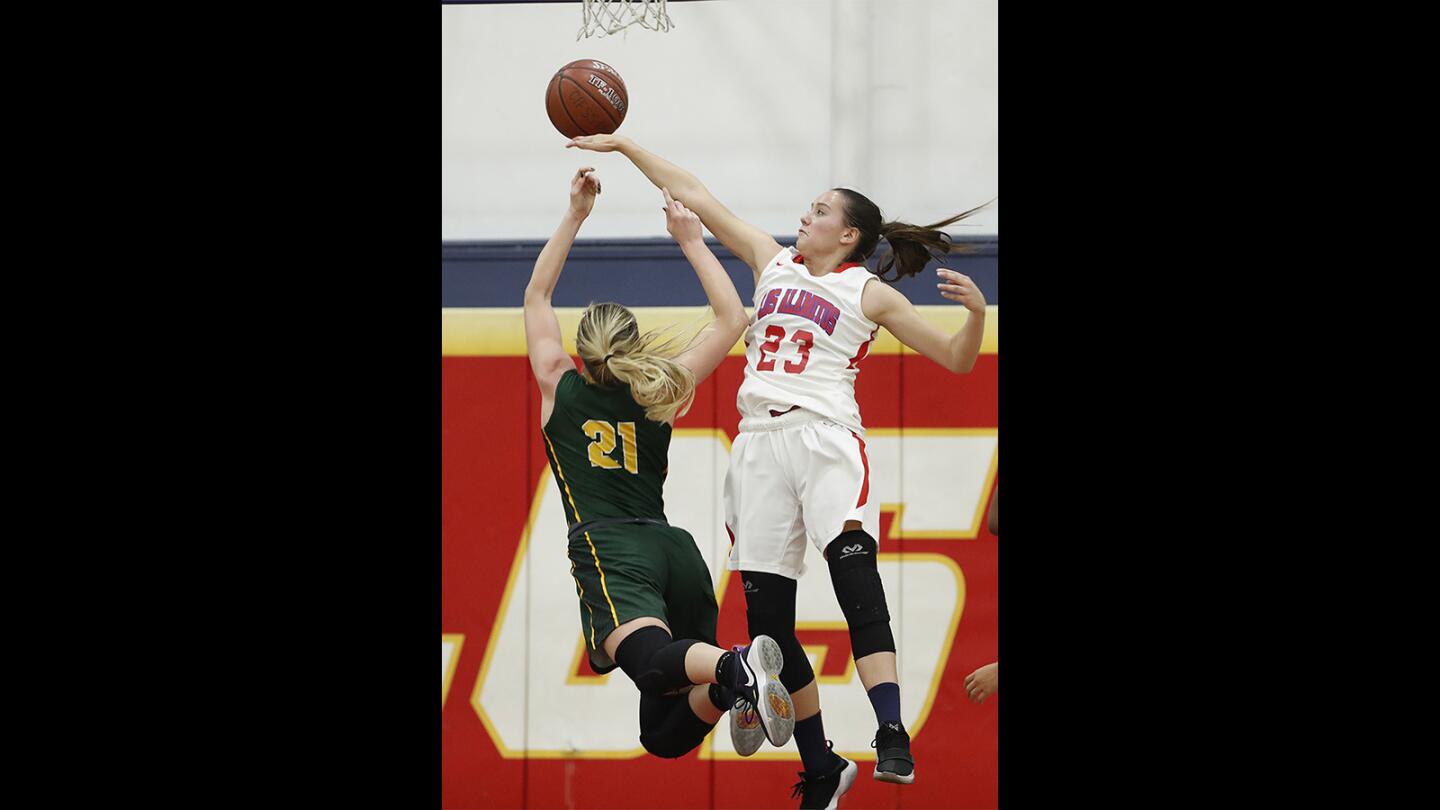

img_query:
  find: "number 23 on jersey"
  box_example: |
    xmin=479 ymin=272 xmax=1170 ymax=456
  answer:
xmin=755 ymin=325 xmax=813 ymax=373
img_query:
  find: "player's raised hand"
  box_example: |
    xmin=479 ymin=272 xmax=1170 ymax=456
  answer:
xmin=662 ymin=187 xmax=702 ymax=244
xmin=565 ymin=134 xmax=628 ymax=152
xmin=937 ymin=268 xmax=987 ymax=315
xmin=569 ymin=167 xmax=601 ymax=217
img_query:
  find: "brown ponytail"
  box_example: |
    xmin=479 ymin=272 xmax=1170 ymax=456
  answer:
xmin=834 ymin=189 xmax=993 ymax=282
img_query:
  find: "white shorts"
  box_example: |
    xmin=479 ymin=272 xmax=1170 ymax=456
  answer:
xmin=724 ymin=409 xmax=880 ymax=580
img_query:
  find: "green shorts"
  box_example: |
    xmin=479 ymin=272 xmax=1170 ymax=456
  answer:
xmin=566 ymin=520 xmax=720 ymax=674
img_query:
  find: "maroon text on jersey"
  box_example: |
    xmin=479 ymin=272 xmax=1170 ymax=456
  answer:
xmin=755 ymin=288 xmax=842 ymax=336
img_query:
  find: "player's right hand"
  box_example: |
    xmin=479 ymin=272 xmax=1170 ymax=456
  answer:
xmin=662 ymin=187 xmax=702 ymax=243
xmin=565 ymin=134 xmax=627 ymax=152
xmin=569 ymin=167 xmax=601 ymax=217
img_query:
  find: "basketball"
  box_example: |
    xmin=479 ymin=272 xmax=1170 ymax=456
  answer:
xmin=545 ymin=59 xmax=628 ymax=139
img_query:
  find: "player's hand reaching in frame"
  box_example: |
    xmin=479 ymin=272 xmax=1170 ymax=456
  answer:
xmin=936 ymin=268 xmax=987 ymax=315
xmin=661 ymin=187 xmax=703 ymax=245
xmin=569 ymin=167 xmax=602 ymax=218
xmin=566 ymin=134 xmax=630 ymax=153
xmin=964 ymin=662 xmax=997 ymax=704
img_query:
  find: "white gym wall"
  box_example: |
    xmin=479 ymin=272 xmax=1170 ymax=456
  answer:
xmin=442 ymin=0 xmax=998 ymax=240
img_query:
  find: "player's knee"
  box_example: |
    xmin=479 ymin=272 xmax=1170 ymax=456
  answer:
xmin=741 ymin=570 xmax=815 ymax=692
xmin=640 ymin=725 xmax=705 ymax=759
xmin=638 ymin=694 xmax=714 ymax=759
xmin=615 ymin=626 xmax=699 ymax=694
xmin=825 ymin=530 xmax=895 ymax=658
xmin=640 ymin=734 xmax=681 ymax=759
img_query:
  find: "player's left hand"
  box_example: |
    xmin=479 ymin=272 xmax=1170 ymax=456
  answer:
xmin=937 ymin=268 xmax=987 ymax=315
xmin=569 ymin=167 xmax=601 ymax=217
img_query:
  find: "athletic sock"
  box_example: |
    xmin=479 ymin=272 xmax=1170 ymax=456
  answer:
xmin=867 ymin=682 xmax=901 ymax=726
xmin=714 ymin=650 xmax=740 ymax=686
xmin=708 ymin=683 xmax=734 ymax=712
xmin=794 ymin=712 xmax=841 ymax=773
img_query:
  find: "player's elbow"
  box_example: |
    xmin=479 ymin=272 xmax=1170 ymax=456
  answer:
xmin=719 ymin=311 xmax=749 ymax=339
xmin=678 ymin=188 xmax=723 ymax=222
xmin=950 ymin=355 xmax=977 ymax=374
xmin=671 ymin=182 xmax=711 ymax=206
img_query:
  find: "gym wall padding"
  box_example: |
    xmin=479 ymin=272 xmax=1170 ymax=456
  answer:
xmin=443 ymin=262 xmax=997 ymax=808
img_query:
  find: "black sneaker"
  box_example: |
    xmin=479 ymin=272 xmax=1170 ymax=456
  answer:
xmin=791 ymin=744 xmax=857 ymax=809
xmin=871 ymin=721 xmax=915 ymax=784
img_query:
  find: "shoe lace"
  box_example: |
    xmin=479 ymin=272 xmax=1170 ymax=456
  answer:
xmin=790 ymin=742 xmax=838 ymax=801
xmin=872 ymin=723 xmax=907 ymax=750
xmin=790 ymin=772 xmax=827 ymax=801
xmin=732 ymin=684 xmax=758 ymax=713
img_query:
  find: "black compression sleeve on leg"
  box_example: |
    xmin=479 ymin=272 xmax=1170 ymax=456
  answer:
xmin=741 ymin=570 xmax=815 ymax=693
xmin=615 ymin=626 xmax=701 ymax=694
xmin=615 ymin=626 xmax=672 ymax=686
xmin=648 ymin=636 xmax=701 ymax=692
xmin=638 ymin=692 xmax=716 ymax=759
xmin=849 ymin=616 xmax=896 ymax=659
xmin=825 ymin=530 xmax=896 ymax=658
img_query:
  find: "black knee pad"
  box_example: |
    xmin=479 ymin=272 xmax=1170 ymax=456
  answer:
xmin=615 ymin=626 xmax=699 ymax=694
xmin=638 ymin=692 xmax=714 ymax=759
xmin=741 ymin=570 xmax=815 ymax=693
xmin=825 ymin=530 xmax=895 ymax=658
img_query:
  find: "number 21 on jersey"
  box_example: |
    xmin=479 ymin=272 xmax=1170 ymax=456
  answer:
xmin=582 ymin=420 xmax=638 ymax=474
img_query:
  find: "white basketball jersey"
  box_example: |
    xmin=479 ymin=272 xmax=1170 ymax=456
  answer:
xmin=737 ymin=247 xmax=881 ymax=434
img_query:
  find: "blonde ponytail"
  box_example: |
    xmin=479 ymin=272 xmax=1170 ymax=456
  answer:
xmin=576 ymin=302 xmax=697 ymax=424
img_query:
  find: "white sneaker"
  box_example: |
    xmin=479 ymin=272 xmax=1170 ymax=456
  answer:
xmin=732 ymin=635 xmax=795 ymax=747
xmin=729 ymin=696 xmax=767 ymax=756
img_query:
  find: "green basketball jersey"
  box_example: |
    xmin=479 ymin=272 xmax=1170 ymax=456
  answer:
xmin=541 ymin=369 xmax=672 ymax=525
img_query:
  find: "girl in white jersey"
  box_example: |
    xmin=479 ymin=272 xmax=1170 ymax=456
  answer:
xmin=568 ymin=135 xmax=988 ymax=810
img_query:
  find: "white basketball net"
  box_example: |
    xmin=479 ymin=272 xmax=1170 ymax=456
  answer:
xmin=578 ymin=0 xmax=674 ymax=40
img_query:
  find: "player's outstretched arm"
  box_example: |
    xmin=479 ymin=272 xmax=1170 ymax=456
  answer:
xmin=861 ymin=269 xmax=987 ymax=374
xmin=566 ymin=134 xmax=781 ymax=280
xmin=525 ymin=167 xmax=599 ymax=414
xmin=659 ymin=187 xmax=748 ymax=385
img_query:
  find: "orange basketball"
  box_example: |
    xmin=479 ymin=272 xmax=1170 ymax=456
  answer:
xmin=545 ymin=59 xmax=628 ymax=138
